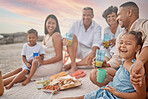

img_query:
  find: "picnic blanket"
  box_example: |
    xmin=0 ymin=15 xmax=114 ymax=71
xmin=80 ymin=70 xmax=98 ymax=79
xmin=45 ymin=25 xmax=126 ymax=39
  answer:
xmin=1 ymin=69 xmax=99 ymax=99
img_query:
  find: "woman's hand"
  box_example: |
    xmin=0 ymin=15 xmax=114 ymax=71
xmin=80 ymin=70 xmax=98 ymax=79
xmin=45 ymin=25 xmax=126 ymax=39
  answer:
xmin=109 ymin=39 xmax=116 ymax=47
xmin=35 ymin=56 xmax=43 ymax=65
xmin=62 ymin=38 xmax=68 ymax=46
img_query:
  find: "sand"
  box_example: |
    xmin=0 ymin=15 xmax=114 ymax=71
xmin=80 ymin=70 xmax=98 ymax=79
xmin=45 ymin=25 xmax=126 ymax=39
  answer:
xmin=0 ymin=42 xmax=99 ymax=99
xmin=0 ymin=43 xmax=24 ymax=75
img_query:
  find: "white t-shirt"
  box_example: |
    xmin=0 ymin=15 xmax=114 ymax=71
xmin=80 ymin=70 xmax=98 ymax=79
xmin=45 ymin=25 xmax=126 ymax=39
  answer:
xmin=68 ymin=20 xmax=102 ymax=48
xmin=21 ymin=43 xmax=45 ymax=61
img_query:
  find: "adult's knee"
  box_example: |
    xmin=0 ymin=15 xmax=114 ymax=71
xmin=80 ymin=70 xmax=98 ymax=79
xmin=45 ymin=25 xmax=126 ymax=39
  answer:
xmin=90 ymin=69 xmax=103 ymax=87
xmin=90 ymin=69 xmax=110 ymax=87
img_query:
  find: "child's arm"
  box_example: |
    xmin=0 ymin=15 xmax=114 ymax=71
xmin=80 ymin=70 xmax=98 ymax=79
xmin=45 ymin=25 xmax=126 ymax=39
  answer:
xmin=22 ymin=55 xmax=31 ymax=68
xmin=28 ymin=59 xmax=33 ymax=64
xmin=102 ymin=75 xmax=146 ymax=99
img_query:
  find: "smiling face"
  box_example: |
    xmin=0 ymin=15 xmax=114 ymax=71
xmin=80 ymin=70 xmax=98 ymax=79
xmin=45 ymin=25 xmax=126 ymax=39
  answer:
xmin=46 ymin=18 xmax=56 ymax=35
xmin=27 ymin=33 xmax=38 ymax=46
xmin=116 ymin=7 xmax=130 ymax=28
xmin=106 ymin=12 xmax=118 ymax=25
xmin=118 ymin=34 xmax=139 ymax=60
xmin=82 ymin=9 xmax=93 ymax=27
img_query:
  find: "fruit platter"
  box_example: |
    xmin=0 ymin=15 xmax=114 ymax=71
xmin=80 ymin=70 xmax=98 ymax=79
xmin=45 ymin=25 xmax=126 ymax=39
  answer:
xmin=35 ymin=71 xmax=86 ymax=94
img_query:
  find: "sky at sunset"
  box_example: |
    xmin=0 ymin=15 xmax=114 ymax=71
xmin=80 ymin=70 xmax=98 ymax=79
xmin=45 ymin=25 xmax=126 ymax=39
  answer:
xmin=0 ymin=0 xmax=148 ymax=36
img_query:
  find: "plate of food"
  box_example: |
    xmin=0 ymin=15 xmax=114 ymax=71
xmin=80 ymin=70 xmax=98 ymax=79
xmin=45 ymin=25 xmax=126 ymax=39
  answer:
xmin=55 ymin=75 xmax=82 ymax=90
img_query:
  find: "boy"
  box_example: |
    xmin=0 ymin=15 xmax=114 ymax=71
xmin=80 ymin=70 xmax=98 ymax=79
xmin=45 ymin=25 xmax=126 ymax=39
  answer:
xmin=5 ymin=28 xmax=44 ymax=89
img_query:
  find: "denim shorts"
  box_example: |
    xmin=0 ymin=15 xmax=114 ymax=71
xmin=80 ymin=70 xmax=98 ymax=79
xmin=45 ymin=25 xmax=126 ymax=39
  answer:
xmin=23 ymin=59 xmax=40 ymax=74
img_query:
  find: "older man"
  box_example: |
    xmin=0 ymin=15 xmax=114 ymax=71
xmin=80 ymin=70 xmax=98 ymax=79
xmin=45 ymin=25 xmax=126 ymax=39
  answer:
xmin=90 ymin=1 xmax=148 ymax=91
xmin=63 ymin=7 xmax=102 ymax=73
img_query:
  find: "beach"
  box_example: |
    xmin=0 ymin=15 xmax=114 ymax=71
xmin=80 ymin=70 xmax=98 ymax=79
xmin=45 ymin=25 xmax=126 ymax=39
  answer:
xmin=0 ymin=43 xmax=24 ymax=75
xmin=0 ymin=42 xmax=98 ymax=99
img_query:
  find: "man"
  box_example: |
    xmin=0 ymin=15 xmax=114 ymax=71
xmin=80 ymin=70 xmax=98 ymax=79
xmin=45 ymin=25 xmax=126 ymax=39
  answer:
xmin=90 ymin=1 xmax=148 ymax=90
xmin=63 ymin=7 xmax=102 ymax=73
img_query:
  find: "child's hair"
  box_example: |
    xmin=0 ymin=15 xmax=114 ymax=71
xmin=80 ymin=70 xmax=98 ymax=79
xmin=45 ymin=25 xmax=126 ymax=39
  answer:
xmin=27 ymin=28 xmax=38 ymax=36
xmin=124 ymin=31 xmax=143 ymax=49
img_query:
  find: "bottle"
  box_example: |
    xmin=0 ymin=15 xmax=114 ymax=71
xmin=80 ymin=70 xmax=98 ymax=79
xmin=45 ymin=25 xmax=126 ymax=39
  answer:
xmin=0 ymin=70 xmax=4 ymax=96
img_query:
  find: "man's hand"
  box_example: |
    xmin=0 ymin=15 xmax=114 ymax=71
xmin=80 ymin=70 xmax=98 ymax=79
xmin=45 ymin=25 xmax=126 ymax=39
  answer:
xmin=102 ymin=85 xmax=118 ymax=95
xmin=62 ymin=38 xmax=68 ymax=46
xmin=85 ymin=52 xmax=95 ymax=65
xmin=130 ymin=59 xmax=145 ymax=87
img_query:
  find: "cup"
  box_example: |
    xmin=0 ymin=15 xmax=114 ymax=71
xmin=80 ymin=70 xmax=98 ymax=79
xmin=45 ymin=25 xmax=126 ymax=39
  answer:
xmin=97 ymin=69 xmax=107 ymax=83
xmin=95 ymin=49 xmax=105 ymax=68
xmin=66 ymin=33 xmax=73 ymax=46
xmin=33 ymin=53 xmax=39 ymax=58
xmin=103 ymin=34 xmax=111 ymax=48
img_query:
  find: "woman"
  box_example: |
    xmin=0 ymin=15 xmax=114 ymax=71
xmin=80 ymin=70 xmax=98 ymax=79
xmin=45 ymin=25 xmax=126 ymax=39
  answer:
xmin=102 ymin=6 xmax=123 ymax=61
xmin=3 ymin=14 xmax=63 ymax=87
xmin=32 ymin=14 xmax=63 ymax=78
xmin=90 ymin=6 xmax=123 ymax=87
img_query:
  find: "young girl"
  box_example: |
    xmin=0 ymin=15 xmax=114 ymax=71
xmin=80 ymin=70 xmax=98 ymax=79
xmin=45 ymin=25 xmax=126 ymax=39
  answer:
xmin=3 ymin=29 xmax=44 ymax=89
xmin=60 ymin=31 xmax=146 ymax=99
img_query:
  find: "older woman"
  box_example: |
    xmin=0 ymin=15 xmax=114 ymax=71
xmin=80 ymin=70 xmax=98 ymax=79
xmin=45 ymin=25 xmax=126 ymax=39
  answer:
xmin=90 ymin=6 xmax=123 ymax=87
xmin=102 ymin=6 xmax=123 ymax=62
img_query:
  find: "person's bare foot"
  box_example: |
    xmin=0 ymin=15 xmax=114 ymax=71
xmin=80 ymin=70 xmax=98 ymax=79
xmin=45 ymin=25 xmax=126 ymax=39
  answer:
xmin=63 ymin=64 xmax=71 ymax=71
xmin=5 ymin=83 xmax=13 ymax=89
xmin=22 ymin=78 xmax=30 ymax=86
xmin=68 ymin=64 xmax=78 ymax=74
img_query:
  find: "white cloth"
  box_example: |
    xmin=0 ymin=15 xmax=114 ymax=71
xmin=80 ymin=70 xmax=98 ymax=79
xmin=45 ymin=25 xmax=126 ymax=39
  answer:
xmin=76 ymin=43 xmax=92 ymax=59
xmin=33 ymin=34 xmax=63 ymax=78
xmin=68 ymin=20 xmax=102 ymax=48
xmin=104 ymin=25 xmax=123 ymax=59
xmin=21 ymin=43 xmax=44 ymax=61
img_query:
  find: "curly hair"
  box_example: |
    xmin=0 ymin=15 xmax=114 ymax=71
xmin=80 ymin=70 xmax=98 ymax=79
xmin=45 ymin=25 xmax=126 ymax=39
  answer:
xmin=102 ymin=6 xmax=118 ymax=20
xmin=27 ymin=28 xmax=38 ymax=36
